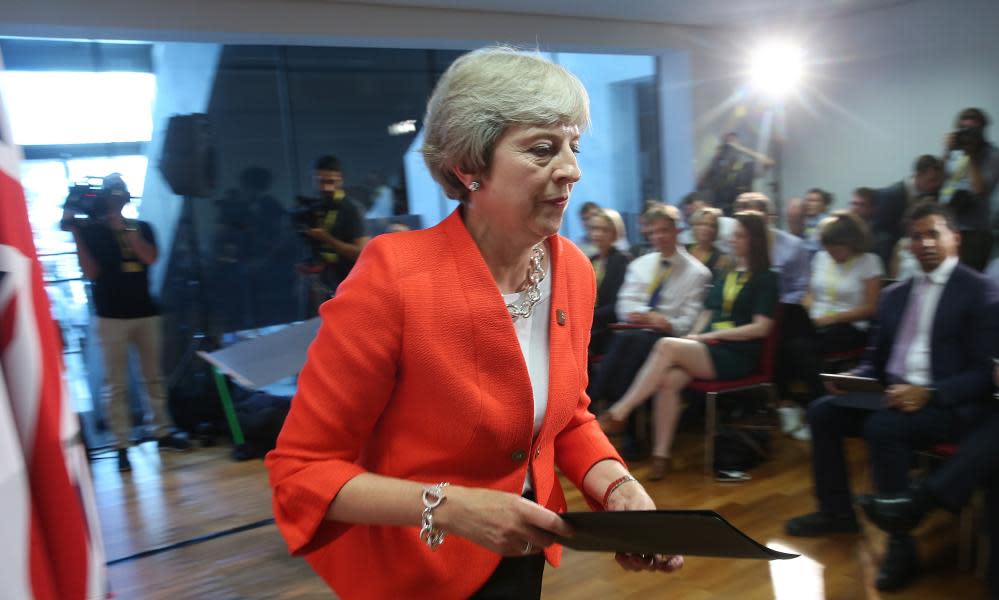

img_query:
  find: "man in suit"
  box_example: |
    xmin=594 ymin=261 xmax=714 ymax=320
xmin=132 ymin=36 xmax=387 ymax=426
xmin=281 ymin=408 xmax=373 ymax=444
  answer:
xmin=872 ymin=154 xmax=944 ymax=267
xmin=784 ymin=202 xmax=999 ymax=592
xmin=858 ymin=380 xmax=999 ymax=596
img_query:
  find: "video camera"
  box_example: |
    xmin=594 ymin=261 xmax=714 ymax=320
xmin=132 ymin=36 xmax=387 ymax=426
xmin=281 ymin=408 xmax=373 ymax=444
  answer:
xmin=290 ymin=195 xmax=327 ymax=234
xmin=62 ymin=173 xmax=131 ymax=222
xmin=953 ymin=126 xmax=985 ymax=152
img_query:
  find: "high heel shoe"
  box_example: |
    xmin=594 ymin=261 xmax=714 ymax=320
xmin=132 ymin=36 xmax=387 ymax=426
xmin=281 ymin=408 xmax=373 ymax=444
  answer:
xmin=597 ymin=412 xmax=627 ymax=436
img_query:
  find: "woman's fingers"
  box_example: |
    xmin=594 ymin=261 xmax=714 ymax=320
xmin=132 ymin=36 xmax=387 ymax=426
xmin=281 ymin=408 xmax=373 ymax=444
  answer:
xmin=517 ymin=497 xmax=574 ymax=538
xmin=615 ymin=553 xmax=684 ymax=573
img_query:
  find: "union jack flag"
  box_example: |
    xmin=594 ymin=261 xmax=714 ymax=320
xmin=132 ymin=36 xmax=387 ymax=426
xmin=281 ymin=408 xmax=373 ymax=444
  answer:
xmin=0 ymin=55 xmax=107 ymax=600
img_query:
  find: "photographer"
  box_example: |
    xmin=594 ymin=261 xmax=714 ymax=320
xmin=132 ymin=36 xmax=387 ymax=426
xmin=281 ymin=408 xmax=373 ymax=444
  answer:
xmin=298 ymin=155 xmax=368 ymax=310
xmin=62 ymin=173 xmax=190 ymax=473
xmin=940 ymin=107 xmax=999 ymax=270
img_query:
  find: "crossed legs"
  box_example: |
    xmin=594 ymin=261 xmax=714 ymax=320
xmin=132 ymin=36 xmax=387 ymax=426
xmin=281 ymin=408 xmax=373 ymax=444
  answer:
xmin=604 ymin=337 xmax=715 ymax=460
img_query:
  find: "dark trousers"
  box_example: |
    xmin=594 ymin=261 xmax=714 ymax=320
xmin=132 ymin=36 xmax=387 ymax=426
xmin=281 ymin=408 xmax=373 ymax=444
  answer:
xmin=588 ymin=329 xmax=662 ymax=406
xmin=780 ymin=322 xmax=869 ymax=402
xmin=470 ymin=554 xmax=545 ymax=599
xmin=808 ymin=394 xmax=962 ymax=514
xmin=959 ymin=229 xmax=994 ymax=272
xmin=925 ymin=412 xmax=999 ymax=593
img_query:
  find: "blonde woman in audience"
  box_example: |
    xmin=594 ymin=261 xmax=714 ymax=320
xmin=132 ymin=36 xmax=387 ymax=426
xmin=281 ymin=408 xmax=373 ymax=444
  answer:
xmin=588 ymin=208 xmax=632 ymax=355
xmin=779 ymin=211 xmax=884 ymax=440
xmin=686 ymin=206 xmax=733 ymax=278
xmin=266 ymin=47 xmax=681 ymax=600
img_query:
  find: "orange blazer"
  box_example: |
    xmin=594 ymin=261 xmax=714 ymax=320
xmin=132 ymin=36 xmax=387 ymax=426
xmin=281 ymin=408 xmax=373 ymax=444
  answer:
xmin=265 ymin=209 xmax=622 ymax=599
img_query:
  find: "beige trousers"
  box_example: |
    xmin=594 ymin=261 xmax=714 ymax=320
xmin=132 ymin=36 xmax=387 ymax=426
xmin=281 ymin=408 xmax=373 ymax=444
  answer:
xmin=96 ymin=316 xmax=170 ymax=448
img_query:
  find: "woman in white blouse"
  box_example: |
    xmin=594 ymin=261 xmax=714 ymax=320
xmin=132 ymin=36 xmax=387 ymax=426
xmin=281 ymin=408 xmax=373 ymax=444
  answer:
xmin=780 ymin=211 xmax=884 ymax=439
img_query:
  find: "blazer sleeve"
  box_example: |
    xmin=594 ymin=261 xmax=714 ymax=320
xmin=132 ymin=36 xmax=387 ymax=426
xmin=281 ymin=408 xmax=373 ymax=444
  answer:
xmin=594 ymin=253 xmax=629 ymax=326
xmin=933 ymin=278 xmax=999 ymax=407
xmin=555 ymin=254 xmax=625 ymax=510
xmin=265 ymin=236 xmax=402 ymax=555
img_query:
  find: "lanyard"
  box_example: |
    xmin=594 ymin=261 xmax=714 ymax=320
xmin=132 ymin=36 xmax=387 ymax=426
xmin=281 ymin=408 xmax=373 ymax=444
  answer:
xmin=722 ymin=270 xmax=750 ymax=317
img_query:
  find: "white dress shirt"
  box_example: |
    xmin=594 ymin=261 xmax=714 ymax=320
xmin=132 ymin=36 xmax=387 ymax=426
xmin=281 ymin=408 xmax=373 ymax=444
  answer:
xmin=901 ymin=256 xmax=959 ymax=386
xmin=809 ymin=251 xmax=885 ymax=330
xmin=502 ymin=268 xmax=552 ymax=492
xmin=615 ymin=247 xmax=711 ymax=336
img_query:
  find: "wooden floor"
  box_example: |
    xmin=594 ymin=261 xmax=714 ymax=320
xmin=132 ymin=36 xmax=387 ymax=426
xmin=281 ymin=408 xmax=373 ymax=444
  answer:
xmin=97 ymin=433 xmax=989 ymax=599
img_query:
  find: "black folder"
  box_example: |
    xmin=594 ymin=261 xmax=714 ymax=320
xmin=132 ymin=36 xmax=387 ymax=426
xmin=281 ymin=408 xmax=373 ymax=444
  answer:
xmin=556 ymin=510 xmax=798 ymax=560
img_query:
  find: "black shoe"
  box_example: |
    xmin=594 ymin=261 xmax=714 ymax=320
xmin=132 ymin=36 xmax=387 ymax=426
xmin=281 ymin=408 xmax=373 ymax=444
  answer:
xmin=785 ymin=511 xmax=860 ymax=537
xmin=875 ymin=535 xmax=919 ymax=591
xmin=117 ymin=448 xmax=132 ymax=472
xmin=157 ymin=432 xmax=192 ymax=452
xmin=857 ymin=488 xmax=930 ymax=535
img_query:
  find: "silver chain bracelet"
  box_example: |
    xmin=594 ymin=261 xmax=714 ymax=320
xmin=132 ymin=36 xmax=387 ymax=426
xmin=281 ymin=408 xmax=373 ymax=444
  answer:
xmin=419 ymin=482 xmax=449 ymax=550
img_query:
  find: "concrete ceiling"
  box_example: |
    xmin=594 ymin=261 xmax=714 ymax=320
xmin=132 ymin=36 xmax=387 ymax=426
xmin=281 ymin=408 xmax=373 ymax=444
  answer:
xmin=343 ymin=0 xmax=912 ymax=27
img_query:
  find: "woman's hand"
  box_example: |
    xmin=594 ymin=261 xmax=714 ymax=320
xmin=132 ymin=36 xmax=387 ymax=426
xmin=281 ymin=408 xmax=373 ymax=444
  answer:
xmin=434 ymin=486 xmax=574 ymax=556
xmin=604 ymin=479 xmax=684 ymax=574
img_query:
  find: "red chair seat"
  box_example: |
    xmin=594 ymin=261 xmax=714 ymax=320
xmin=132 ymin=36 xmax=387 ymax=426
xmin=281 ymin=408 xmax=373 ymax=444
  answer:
xmin=688 ymin=375 xmax=771 ymax=393
xmin=927 ymin=443 xmax=959 ymax=458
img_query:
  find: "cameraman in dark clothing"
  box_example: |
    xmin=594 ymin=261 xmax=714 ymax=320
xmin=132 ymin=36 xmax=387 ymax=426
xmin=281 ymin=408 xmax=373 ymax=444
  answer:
xmin=299 ymin=155 xmax=368 ymax=310
xmin=62 ymin=173 xmax=190 ymax=473
xmin=940 ymin=107 xmax=999 ymax=270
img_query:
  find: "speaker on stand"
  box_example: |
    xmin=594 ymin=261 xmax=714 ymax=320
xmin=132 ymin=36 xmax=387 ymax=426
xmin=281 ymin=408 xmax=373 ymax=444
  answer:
xmin=158 ymin=113 xmax=225 ymax=449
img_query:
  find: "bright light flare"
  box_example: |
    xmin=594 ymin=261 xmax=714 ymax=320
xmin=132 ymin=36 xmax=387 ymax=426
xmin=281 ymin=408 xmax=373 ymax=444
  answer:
xmin=748 ymin=41 xmax=805 ymax=100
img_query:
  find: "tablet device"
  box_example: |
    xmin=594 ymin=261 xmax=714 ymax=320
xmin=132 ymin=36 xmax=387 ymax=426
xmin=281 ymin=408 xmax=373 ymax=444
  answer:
xmin=820 ymin=373 xmax=885 ymax=394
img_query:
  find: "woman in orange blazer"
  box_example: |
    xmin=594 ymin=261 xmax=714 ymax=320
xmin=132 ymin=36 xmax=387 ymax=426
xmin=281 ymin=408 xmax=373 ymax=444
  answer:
xmin=265 ymin=47 xmax=682 ymax=599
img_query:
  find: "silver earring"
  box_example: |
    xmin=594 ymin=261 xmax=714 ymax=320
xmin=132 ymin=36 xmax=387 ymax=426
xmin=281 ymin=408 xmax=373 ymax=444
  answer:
xmin=468 ymin=181 xmax=480 ymax=192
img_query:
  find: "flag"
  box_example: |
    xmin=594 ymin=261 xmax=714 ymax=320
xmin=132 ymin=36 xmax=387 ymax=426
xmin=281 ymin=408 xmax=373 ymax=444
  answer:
xmin=0 ymin=55 xmax=108 ymax=600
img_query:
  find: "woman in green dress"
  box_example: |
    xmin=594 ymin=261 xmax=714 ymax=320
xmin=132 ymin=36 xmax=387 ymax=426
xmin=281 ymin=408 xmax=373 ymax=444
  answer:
xmin=599 ymin=210 xmax=778 ymax=479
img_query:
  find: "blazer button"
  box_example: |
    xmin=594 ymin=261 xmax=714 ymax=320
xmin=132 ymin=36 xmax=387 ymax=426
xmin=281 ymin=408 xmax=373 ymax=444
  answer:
xmin=511 ymin=449 xmax=527 ymax=462
xmin=534 ymin=448 xmax=541 ymax=458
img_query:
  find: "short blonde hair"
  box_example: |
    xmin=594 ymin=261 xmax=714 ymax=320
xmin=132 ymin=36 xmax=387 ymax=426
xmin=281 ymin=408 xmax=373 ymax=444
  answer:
xmin=590 ymin=207 xmax=626 ymax=242
xmin=422 ymin=46 xmax=590 ymax=202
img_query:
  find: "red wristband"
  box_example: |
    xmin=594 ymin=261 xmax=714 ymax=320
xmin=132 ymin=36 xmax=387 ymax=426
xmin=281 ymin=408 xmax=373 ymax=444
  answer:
xmin=601 ymin=475 xmax=637 ymax=508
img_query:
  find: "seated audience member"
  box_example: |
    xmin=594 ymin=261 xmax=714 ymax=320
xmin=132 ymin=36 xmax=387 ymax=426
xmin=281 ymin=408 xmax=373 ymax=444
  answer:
xmin=802 ymin=188 xmax=834 ymax=250
xmin=784 ymin=203 xmax=999 ymax=592
xmin=587 ymin=204 xmax=710 ymax=447
xmin=629 ymin=200 xmax=661 ymax=258
xmin=873 ymin=154 xmax=944 ymax=268
xmin=599 ymin=211 xmax=778 ymax=480
xmin=777 ymin=211 xmax=884 ymax=440
xmin=686 ymin=206 xmax=733 ymax=278
xmin=850 ymin=187 xmax=877 ymax=227
xmin=785 ymin=197 xmax=806 ymax=238
xmin=735 ymin=192 xmax=811 ymax=303
xmin=576 ymin=200 xmax=601 ymax=255
xmin=858 ymin=365 xmax=999 ymax=597
xmin=680 ymin=192 xmax=735 ymax=253
xmin=589 ymin=208 xmax=632 ymax=356
xmin=940 ymin=107 xmax=999 ymax=271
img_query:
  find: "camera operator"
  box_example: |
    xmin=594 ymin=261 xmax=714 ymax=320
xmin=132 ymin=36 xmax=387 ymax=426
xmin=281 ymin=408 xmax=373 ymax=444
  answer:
xmin=298 ymin=155 xmax=369 ymax=311
xmin=940 ymin=107 xmax=999 ymax=270
xmin=62 ymin=173 xmax=190 ymax=473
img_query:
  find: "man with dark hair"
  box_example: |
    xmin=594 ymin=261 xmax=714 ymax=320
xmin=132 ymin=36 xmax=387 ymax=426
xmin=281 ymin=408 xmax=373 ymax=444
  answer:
xmin=872 ymin=154 xmax=945 ymax=267
xmin=784 ymin=202 xmax=999 ymax=592
xmin=802 ymin=188 xmax=834 ymax=250
xmin=940 ymin=107 xmax=999 ymax=271
xmin=302 ymin=155 xmax=368 ymax=308
xmin=850 ymin=187 xmax=877 ymax=225
xmin=62 ymin=173 xmax=190 ymax=472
